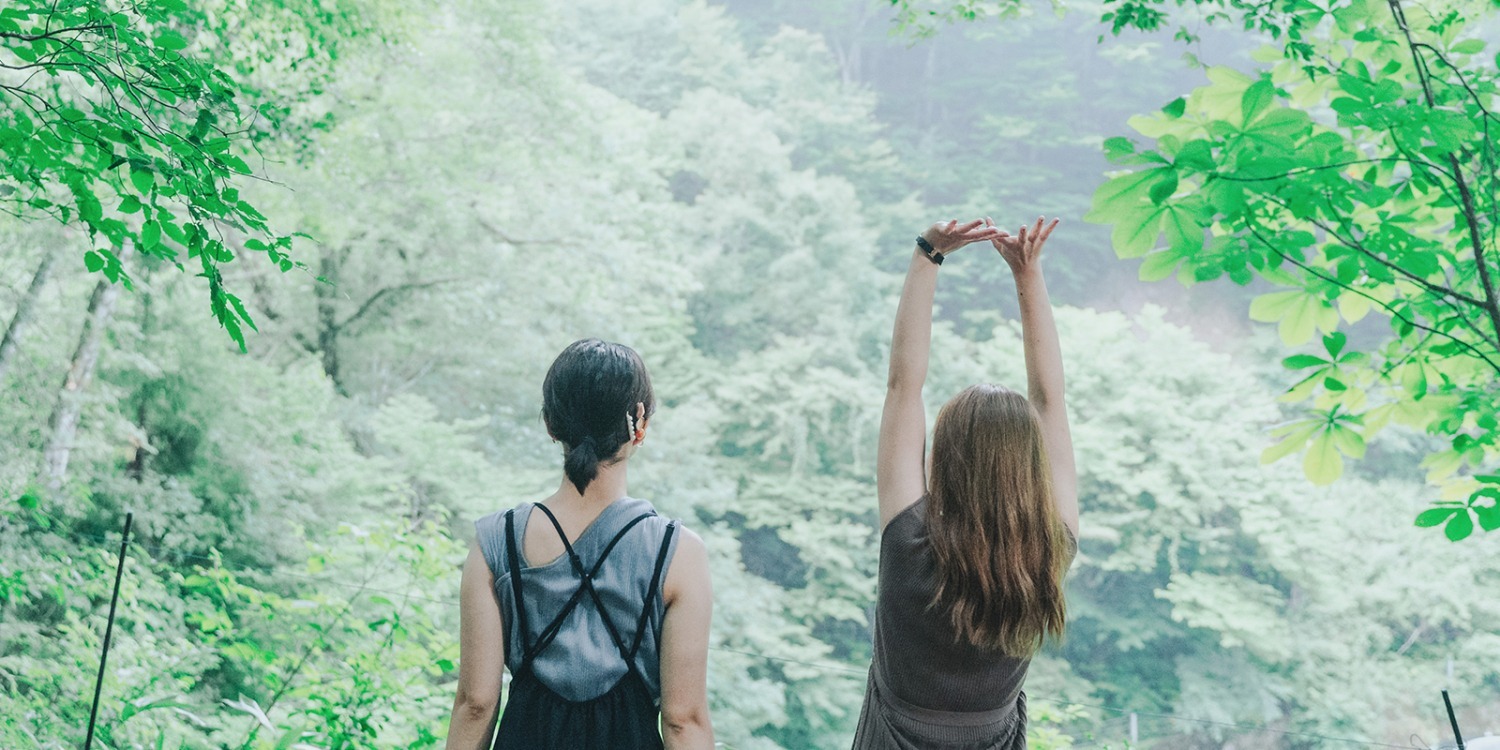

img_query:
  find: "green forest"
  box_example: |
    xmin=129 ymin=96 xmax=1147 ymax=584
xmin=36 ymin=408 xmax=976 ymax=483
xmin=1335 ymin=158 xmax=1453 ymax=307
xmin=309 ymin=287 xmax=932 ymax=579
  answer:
xmin=3 ymin=0 xmax=1498 ymax=747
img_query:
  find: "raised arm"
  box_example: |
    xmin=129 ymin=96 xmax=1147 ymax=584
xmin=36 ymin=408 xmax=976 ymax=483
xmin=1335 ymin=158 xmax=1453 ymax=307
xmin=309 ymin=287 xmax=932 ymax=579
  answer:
xmin=989 ymin=216 xmax=1079 ymax=535
xmin=878 ymin=220 xmax=1002 ymax=528
xmin=446 ymin=543 xmax=505 ymax=750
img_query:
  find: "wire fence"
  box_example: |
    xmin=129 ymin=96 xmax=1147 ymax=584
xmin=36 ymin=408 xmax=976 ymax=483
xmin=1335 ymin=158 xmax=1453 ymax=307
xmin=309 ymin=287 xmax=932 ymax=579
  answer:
xmin=29 ymin=521 xmax=1455 ymax=750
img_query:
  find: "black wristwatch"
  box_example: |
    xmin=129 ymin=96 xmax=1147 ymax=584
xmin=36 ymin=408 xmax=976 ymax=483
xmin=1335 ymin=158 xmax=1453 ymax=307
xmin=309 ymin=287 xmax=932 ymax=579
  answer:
xmin=915 ymin=236 xmax=943 ymax=265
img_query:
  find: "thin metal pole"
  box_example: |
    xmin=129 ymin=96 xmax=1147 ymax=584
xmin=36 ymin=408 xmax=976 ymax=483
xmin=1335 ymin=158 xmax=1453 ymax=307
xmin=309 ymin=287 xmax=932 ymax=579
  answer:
xmin=1443 ymin=689 xmax=1465 ymax=750
xmin=83 ymin=512 xmax=132 ymax=750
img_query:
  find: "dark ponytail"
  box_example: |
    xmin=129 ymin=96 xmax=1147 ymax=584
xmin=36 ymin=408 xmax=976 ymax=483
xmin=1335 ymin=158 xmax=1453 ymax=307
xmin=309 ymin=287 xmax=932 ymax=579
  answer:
xmin=543 ymin=339 xmax=656 ymax=494
xmin=563 ymin=436 xmax=601 ymax=495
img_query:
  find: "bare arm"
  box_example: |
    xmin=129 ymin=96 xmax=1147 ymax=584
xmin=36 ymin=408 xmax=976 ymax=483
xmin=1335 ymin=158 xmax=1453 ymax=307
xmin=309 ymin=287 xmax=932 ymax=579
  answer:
xmin=658 ymin=529 xmax=714 ymax=750
xmin=445 ymin=543 xmax=505 ymax=750
xmin=990 ymin=217 xmax=1079 ymax=535
xmin=879 ymin=220 xmax=1004 ymax=529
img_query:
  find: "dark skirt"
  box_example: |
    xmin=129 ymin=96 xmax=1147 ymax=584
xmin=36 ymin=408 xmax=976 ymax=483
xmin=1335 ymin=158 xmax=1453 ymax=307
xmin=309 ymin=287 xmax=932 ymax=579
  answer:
xmin=494 ymin=669 xmax=663 ymax=750
xmin=852 ymin=671 xmax=1027 ymax=750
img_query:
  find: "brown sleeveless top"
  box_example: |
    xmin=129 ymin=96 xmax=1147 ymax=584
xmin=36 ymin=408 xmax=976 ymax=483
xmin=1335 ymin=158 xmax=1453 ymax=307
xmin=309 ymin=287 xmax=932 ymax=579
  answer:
xmin=853 ymin=497 xmax=1076 ymax=749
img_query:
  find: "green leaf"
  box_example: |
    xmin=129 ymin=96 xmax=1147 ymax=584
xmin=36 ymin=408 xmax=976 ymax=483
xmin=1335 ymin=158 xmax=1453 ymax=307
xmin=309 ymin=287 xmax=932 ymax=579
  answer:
xmin=156 ymin=30 xmax=189 ymax=51
xmin=1474 ymin=497 xmax=1500 ymax=533
xmin=1452 ymin=38 xmax=1485 ymax=55
xmin=1402 ymin=363 xmax=1428 ymax=399
xmin=130 ymin=167 xmax=153 ymax=195
xmin=1303 ymin=431 xmax=1343 ymax=485
xmin=71 ymin=182 xmax=103 ymax=224
xmin=84 ymin=251 xmax=105 ymax=272
xmin=1138 ymin=250 xmax=1181 ymax=282
xmin=226 ymin=293 xmax=258 ymax=332
xmin=1198 ymin=66 xmax=1256 ymax=119
xmin=220 ymin=154 xmax=252 ymax=174
xmin=1103 ymin=136 xmax=1136 ymax=161
xmin=1337 ymin=293 xmax=1371 ymax=324
xmin=224 ymin=316 xmax=246 ymax=352
xmin=1110 ymin=204 xmax=1166 ymax=259
xmin=1250 ymin=108 xmax=1312 ymax=140
xmin=1283 ymin=354 xmax=1328 ymax=370
xmin=101 ymin=253 xmax=121 ymax=283
xmin=1262 ymin=422 xmax=1318 ymax=464
xmin=1249 ymin=290 xmax=1302 ymax=322
xmin=1330 ymin=97 xmax=1363 ymax=115
xmin=1149 ymin=170 xmax=1179 ymax=205
xmin=1088 ymin=169 xmax=1164 ymax=222
xmin=16 ymin=493 xmax=38 ymax=510
xmin=1161 ymin=204 xmax=1205 ymax=254
xmin=140 ymin=221 xmax=162 ymax=252
xmin=1162 ymin=97 xmax=1187 ymax=118
xmin=1174 ymin=140 xmax=1215 ymax=171
xmin=1415 ymin=507 xmax=1458 ymax=527
xmin=1444 ymin=509 xmax=1474 ymax=541
xmin=1241 ymin=79 xmax=1275 ymax=125
xmin=1331 ymin=424 xmax=1365 ymax=458
xmin=1323 ymin=331 xmax=1346 ymax=358
xmin=1193 ymin=264 xmax=1223 ymax=282
xmin=1249 ymin=290 xmax=1326 ymax=345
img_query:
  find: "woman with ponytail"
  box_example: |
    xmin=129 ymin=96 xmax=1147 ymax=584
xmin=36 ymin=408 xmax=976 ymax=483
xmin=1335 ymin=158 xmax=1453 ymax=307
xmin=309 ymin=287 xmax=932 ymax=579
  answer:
xmin=855 ymin=218 xmax=1078 ymax=749
xmin=446 ymin=339 xmax=714 ymax=750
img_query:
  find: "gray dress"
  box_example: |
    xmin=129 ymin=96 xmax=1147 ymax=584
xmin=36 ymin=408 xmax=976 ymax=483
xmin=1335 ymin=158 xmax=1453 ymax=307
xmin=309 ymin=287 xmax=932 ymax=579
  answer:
xmin=853 ymin=498 xmax=1075 ymax=750
xmin=474 ymin=496 xmax=680 ymax=702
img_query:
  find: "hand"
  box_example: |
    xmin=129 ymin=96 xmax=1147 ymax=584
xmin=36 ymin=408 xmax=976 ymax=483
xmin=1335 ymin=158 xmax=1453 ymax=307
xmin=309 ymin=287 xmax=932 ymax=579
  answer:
xmin=921 ymin=219 xmax=1006 ymax=256
xmin=987 ymin=215 xmax=1060 ymax=274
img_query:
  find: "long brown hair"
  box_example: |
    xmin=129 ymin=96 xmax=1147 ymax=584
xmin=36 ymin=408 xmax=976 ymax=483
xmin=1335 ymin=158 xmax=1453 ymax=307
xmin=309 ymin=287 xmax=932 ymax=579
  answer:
xmin=927 ymin=384 xmax=1070 ymax=656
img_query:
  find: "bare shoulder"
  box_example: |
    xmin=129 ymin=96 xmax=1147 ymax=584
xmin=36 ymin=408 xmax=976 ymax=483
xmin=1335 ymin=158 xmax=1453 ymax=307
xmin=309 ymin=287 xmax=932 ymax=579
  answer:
xmin=663 ymin=525 xmax=710 ymax=604
xmin=667 ymin=525 xmax=708 ymax=572
xmin=463 ymin=539 xmax=491 ymax=579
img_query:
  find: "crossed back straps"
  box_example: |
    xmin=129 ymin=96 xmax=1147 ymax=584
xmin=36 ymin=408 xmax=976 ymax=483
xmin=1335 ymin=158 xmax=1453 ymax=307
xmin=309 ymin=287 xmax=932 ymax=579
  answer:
xmin=503 ymin=504 xmax=678 ymax=682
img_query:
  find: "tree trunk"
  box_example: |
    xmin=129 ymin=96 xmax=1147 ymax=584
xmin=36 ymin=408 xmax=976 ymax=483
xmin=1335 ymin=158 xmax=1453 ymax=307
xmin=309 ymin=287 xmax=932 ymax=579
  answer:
xmin=0 ymin=250 xmax=59 ymax=385
xmin=126 ymin=278 xmax=154 ymax=482
xmin=42 ymin=244 xmax=134 ymax=488
xmin=315 ymin=252 xmax=346 ymax=394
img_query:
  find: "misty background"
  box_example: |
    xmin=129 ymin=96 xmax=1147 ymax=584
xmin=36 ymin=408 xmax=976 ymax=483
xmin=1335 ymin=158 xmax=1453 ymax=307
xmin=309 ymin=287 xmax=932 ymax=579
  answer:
xmin=3 ymin=0 xmax=1497 ymax=748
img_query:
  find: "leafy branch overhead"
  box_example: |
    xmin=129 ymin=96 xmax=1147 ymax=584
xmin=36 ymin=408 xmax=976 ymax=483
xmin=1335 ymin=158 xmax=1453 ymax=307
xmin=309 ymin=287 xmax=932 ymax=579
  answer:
xmin=1083 ymin=0 xmax=1500 ymax=539
xmin=0 ymin=0 xmax=363 ymax=349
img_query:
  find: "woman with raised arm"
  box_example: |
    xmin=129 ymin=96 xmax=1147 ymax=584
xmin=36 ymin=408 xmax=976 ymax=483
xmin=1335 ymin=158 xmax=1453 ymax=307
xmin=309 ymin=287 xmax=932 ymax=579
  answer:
xmin=446 ymin=339 xmax=714 ymax=750
xmin=854 ymin=218 xmax=1079 ymax=750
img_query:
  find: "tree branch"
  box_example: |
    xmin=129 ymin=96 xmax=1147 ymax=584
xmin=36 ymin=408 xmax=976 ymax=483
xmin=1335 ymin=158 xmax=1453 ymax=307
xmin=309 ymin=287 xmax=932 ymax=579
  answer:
xmin=1387 ymin=0 xmax=1500 ymax=353
xmin=337 ymin=277 xmax=467 ymax=333
xmin=1260 ymin=193 xmax=1488 ymax=309
xmin=473 ymin=213 xmax=561 ymax=246
xmin=1209 ymin=157 xmax=1438 ymax=183
xmin=0 ymin=24 xmax=112 ymax=42
xmin=1245 ymin=222 xmax=1500 ymax=375
xmin=1411 ymin=42 xmax=1500 ymax=124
